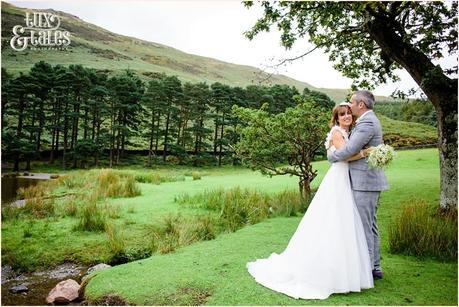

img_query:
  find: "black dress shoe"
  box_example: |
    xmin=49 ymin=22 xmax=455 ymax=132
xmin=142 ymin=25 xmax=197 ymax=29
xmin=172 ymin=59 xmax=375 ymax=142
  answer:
xmin=372 ymin=269 xmax=383 ymax=280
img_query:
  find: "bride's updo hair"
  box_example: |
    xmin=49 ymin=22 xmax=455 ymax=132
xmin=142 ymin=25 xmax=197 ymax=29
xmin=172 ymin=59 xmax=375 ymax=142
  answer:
xmin=329 ymin=103 xmax=355 ymax=128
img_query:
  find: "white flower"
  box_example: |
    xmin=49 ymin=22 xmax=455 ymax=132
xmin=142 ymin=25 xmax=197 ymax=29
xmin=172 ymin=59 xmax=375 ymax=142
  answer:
xmin=367 ymin=144 xmax=396 ymax=169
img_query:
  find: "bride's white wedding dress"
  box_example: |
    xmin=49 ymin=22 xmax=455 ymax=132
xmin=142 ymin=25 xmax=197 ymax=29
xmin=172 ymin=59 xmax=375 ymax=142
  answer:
xmin=246 ymin=126 xmax=374 ymax=300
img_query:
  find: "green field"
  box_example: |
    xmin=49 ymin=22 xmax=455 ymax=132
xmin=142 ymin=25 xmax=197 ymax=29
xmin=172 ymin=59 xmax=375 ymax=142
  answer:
xmin=72 ymin=148 xmax=455 ymax=305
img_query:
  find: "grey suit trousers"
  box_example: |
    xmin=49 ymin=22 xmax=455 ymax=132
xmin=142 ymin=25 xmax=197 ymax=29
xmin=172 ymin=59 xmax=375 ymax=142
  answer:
xmin=353 ymin=190 xmax=381 ymax=271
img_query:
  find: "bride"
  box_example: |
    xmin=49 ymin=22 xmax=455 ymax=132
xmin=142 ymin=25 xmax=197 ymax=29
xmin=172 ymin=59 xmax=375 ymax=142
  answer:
xmin=246 ymin=102 xmax=374 ymax=300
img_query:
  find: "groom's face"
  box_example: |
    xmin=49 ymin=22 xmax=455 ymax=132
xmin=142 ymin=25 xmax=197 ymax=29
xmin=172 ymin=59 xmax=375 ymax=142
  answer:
xmin=351 ymin=95 xmax=363 ymax=116
xmin=349 ymin=95 xmax=361 ymax=116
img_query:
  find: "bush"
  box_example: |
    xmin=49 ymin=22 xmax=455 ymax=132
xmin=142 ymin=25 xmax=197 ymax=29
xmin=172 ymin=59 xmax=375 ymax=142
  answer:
xmin=148 ymin=214 xmax=217 ymax=255
xmin=21 ymin=185 xmax=54 ymax=218
xmin=191 ymin=172 xmax=202 ymax=180
xmin=104 ymin=203 xmax=122 ymax=219
xmin=105 ymin=222 xmax=125 ymax=257
xmin=388 ymin=199 xmax=457 ymax=261
xmin=134 ymin=171 xmax=185 ymax=185
xmin=63 ymin=196 xmax=78 ymax=217
xmin=97 ymin=169 xmax=141 ymax=198
xmin=176 ymin=187 xmax=309 ymax=232
xmin=74 ymin=197 xmax=107 ymax=232
xmin=180 ymin=215 xmax=217 ymax=245
xmin=149 ymin=215 xmax=181 ymax=254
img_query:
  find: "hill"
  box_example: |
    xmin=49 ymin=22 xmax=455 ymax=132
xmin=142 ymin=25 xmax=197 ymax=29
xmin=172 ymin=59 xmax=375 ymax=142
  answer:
xmin=1 ymin=1 xmax=391 ymax=102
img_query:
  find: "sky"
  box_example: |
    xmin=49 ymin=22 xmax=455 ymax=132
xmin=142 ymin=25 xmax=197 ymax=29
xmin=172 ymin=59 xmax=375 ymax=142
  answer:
xmin=6 ymin=0 xmax=456 ymax=97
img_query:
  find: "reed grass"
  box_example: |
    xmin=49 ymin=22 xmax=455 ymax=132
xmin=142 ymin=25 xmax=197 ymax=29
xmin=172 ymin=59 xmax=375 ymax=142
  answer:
xmin=176 ymin=187 xmax=308 ymax=232
xmin=388 ymin=199 xmax=458 ymax=261
xmin=74 ymin=195 xmax=107 ymax=232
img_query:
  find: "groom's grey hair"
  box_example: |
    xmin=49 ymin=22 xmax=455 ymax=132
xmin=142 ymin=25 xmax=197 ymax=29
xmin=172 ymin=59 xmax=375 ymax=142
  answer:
xmin=353 ymin=90 xmax=375 ymax=109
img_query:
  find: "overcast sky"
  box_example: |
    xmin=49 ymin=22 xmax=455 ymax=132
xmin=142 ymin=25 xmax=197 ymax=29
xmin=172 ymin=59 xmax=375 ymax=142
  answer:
xmin=7 ymin=0 xmax=456 ymax=97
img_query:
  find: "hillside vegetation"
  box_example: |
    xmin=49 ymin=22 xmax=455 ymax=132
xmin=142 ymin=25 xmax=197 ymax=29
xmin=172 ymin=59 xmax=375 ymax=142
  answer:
xmin=1 ymin=1 xmax=392 ymax=103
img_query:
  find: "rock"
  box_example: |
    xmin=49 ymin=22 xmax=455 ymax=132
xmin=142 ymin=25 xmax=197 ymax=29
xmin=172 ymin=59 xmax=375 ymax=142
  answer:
xmin=33 ymin=263 xmax=83 ymax=280
xmin=1 ymin=265 xmax=15 ymax=284
xmin=12 ymin=274 xmax=27 ymax=282
xmin=46 ymin=279 xmax=80 ymax=304
xmin=86 ymin=263 xmax=111 ymax=275
xmin=81 ymin=263 xmax=111 ymax=282
xmin=11 ymin=199 xmax=26 ymax=208
xmin=9 ymin=284 xmax=28 ymax=293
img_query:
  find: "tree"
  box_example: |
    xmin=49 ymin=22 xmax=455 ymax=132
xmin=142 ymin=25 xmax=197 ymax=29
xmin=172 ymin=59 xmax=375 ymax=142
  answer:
xmin=28 ymin=61 xmax=54 ymax=157
xmin=160 ymin=75 xmax=182 ymax=162
xmin=108 ymin=70 xmax=144 ymax=165
xmin=1 ymin=72 xmax=35 ymax=171
xmin=232 ymin=97 xmax=329 ymax=200
xmin=185 ymin=82 xmax=213 ymax=165
xmin=268 ymin=84 xmax=300 ymax=113
xmin=143 ymin=76 xmax=167 ymax=167
xmin=303 ymin=87 xmax=335 ymax=110
xmin=210 ymin=82 xmax=233 ymax=165
xmin=244 ymin=1 xmax=458 ymax=209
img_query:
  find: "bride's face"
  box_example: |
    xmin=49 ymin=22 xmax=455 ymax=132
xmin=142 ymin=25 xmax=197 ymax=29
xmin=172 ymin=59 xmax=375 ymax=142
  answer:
xmin=338 ymin=108 xmax=353 ymax=128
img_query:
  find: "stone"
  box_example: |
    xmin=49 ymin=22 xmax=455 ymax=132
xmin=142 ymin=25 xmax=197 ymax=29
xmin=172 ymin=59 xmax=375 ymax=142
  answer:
xmin=9 ymin=284 xmax=28 ymax=293
xmin=81 ymin=263 xmax=111 ymax=282
xmin=46 ymin=279 xmax=80 ymax=304
xmin=11 ymin=199 xmax=26 ymax=208
xmin=33 ymin=263 xmax=83 ymax=280
xmin=1 ymin=265 xmax=15 ymax=284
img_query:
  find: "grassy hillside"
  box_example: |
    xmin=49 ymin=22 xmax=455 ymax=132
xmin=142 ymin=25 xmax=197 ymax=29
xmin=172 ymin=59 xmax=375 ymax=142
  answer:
xmin=1 ymin=1 xmax=391 ymax=102
xmin=379 ymin=115 xmax=437 ymax=147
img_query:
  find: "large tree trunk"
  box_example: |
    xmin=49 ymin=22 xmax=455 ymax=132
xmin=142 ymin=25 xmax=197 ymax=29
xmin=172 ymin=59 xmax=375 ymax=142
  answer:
xmin=367 ymin=17 xmax=458 ymax=209
xmin=299 ymin=177 xmax=311 ymax=202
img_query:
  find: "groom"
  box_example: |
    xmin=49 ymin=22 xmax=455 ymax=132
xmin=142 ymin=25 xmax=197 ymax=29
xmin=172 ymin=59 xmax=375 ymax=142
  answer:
xmin=327 ymin=90 xmax=389 ymax=280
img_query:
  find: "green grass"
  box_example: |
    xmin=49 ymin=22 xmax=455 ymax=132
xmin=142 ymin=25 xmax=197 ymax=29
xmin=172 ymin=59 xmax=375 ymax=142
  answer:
xmin=2 ymin=149 xmax=456 ymax=304
xmin=0 ymin=163 xmax=305 ymax=271
xmin=79 ymin=148 xmax=456 ymax=305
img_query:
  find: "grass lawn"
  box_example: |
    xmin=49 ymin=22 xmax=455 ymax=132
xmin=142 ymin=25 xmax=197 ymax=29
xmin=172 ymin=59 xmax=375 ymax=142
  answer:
xmin=82 ymin=148 xmax=457 ymax=305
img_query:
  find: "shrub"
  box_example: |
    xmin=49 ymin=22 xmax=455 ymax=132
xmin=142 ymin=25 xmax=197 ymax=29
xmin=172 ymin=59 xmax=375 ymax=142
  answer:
xmin=388 ymin=199 xmax=458 ymax=261
xmin=97 ymin=169 xmax=141 ymax=198
xmin=22 ymin=185 xmax=54 ymax=218
xmin=176 ymin=187 xmax=308 ymax=232
xmin=104 ymin=203 xmax=122 ymax=219
xmin=191 ymin=172 xmax=202 ymax=180
xmin=105 ymin=222 xmax=125 ymax=257
xmin=191 ymin=215 xmax=216 ymax=241
xmin=56 ymin=172 xmax=86 ymax=189
xmin=74 ymin=197 xmax=107 ymax=232
xmin=148 ymin=214 xmax=217 ymax=254
xmin=63 ymin=197 xmax=78 ymax=217
xmin=127 ymin=204 xmax=136 ymax=214
xmin=149 ymin=215 xmax=181 ymax=254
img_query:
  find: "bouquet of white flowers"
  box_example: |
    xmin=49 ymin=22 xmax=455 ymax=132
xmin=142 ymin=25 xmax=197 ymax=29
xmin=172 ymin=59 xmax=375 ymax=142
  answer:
xmin=367 ymin=144 xmax=396 ymax=169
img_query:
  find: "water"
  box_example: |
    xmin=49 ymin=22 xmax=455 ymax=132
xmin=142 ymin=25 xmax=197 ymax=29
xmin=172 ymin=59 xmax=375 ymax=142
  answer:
xmin=1 ymin=174 xmax=84 ymax=305
xmin=1 ymin=176 xmax=46 ymax=204
xmin=1 ymin=264 xmax=88 ymax=306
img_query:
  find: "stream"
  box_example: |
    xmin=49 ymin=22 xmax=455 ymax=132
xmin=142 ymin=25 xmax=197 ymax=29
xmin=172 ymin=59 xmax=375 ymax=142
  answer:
xmin=1 ymin=263 xmax=89 ymax=305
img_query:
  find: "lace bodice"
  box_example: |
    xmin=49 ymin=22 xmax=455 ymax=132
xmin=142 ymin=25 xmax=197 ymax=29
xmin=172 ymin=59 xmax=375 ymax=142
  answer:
xmin=324 ymin=126 xmax=349 ymax=152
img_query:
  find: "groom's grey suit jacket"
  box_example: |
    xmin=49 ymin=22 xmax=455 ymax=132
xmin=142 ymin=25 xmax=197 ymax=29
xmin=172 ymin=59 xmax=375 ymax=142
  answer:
xmin=327 ymin=111 xmax=389 ymax=191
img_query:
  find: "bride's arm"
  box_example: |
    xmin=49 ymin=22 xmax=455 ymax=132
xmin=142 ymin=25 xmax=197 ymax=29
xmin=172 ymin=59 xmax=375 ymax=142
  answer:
xmin=331 ymin=131 xmax=366 ymax=161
